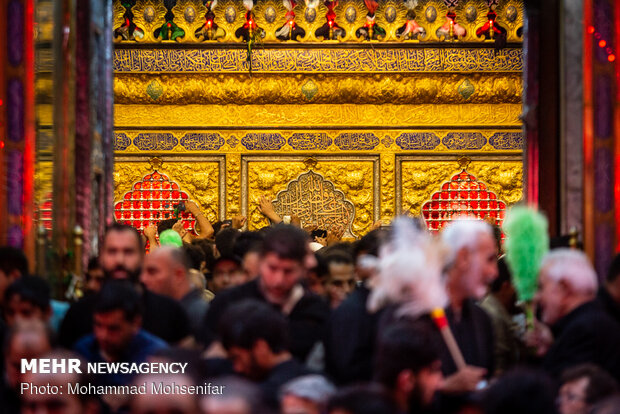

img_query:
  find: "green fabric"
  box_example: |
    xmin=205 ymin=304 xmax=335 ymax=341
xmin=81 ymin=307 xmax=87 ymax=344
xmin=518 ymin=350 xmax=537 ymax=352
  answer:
xmin=503 ymin=206 xmax=549 ymax=302
xmin=159 ymin=229 xmax=183 ymax=247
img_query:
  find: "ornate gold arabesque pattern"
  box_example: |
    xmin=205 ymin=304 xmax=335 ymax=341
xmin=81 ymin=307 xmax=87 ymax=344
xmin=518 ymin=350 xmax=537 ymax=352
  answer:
xmin=271 ymin=170 xmax=356 ymax=238
xmin=113 ymin=0 xmax=524 ymax=43
xmin=108 ymin=2 xmax=525 ymax=237
xmin=113 ymin=161 xmax=220 ymax=224
xmin=399 ymin=160 xmax=523 ymax=217
xmin=113 ymin=72 xmax=522 ymax=105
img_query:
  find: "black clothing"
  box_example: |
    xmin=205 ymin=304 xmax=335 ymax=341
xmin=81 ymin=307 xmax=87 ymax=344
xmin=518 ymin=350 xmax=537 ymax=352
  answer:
xmin=59 ymin=288 xmax=191 ymax=348
xmin=260 ymin=359 xmax=311 ymax=408
xmin=442 ymin=299 xmax=495 ymax=377
xmin=596 ymin=287 xmax=620 ymax=324
xmin=202 ymin=279 xmax=329 ymax=362
xmin=543 ymin=300 xmax=620 ymax=381
xmin=179 ymin=288 xmax=209 ymax=338
xmin=325 ymin=283 xmax=379 ymax=384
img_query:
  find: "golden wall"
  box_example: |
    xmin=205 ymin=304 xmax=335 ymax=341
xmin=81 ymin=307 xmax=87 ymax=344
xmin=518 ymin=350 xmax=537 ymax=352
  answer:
xmin=111 ymin=0 xmax=524 ymax=236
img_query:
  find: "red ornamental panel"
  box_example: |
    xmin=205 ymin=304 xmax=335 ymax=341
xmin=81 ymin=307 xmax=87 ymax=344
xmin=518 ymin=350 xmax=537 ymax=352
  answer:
xmin=421 ymin=170 xmax=507 ymax=232
xmin=113 ymin=171 xmax=198 ymax=235
xmin=38 ymin=193 xmax=53 ymax=231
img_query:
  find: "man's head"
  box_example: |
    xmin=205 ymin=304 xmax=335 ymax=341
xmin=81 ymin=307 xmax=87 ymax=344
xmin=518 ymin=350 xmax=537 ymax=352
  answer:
xmin=210 ymin=255 xmax=243 ymax=294
xmin=182 ymin=243 xmax=206 ymax=272
xmin=535 ymin=249 xmax=597 ymax=326
xmin=201 ymin=377 xmax=264 ymax=414
xmin=258 ymin=225 xmax=309 ymax=305
xmin=352 ymin=229 xmax=385 ymax=281
xmin=374 ymin=319 xmax=443 ymax=410
xmin=140 ymin=246 xmax=190 ymax=300
xmin=85 ymin=256 xmax=104 ymax=294
xmin=4 ymin=321 xmax=53 ymax=390
xmin=558 ymin=364 xmax=618 ymax=414
xmin=93 ymin=280 xmax=143 ymax=359
xmin=482 ymin=368 xmax=557 ymax=414
xmin=3 ymin=276 xmax=52 ymax=326
xmin=100 ymin=223 xmax=144 ymax=282
xmin=306 ymin=253 xmax=328 ymax=297
xmin=131 ymin=373 xmax=200 ymax=414
xmin=218 ymin=299 xmax=289 ymax=380
xmin=441 ymin=220 xmax=498 ymax=302
xmin=233 ymin=231 xmax=265 ymax=281
xmin=324 ymin=253 xmax=356 ymax=309
xmin=21 ymin=350 xmax=96 ymax=414
xmin=281 ymin=375 xmax=336 ymax=414
xmin=489 ymin=257 xmax=517 ymax=311
xmin=0 ymin=246 xmax=29 ymax=305
xmin=157 ymin=218 xmax=178 ymax=235
xmin=327 ymin=384 xmax=398 ymax=414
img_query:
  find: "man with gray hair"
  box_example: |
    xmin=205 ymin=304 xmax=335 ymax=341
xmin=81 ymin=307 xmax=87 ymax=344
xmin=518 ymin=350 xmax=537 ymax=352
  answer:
xmin=532 ymin=248 xmax=620 ymax=381
xmin=280 ymin=375 xmax=336 ymax=414
xmin=438 ymin=219 xmax=498 ymax=395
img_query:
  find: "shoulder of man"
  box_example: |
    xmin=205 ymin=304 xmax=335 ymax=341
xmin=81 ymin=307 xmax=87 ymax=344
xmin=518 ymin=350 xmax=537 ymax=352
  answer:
xmin=293 ymin=290 xmax=330 ymax=320
xmin=142 ymin=289 xmax=191 ymax=342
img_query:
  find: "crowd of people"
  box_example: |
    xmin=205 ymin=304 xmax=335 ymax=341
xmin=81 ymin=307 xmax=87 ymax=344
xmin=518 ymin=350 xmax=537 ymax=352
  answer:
xmin=2 ymin=208 xmax=620 ymax=414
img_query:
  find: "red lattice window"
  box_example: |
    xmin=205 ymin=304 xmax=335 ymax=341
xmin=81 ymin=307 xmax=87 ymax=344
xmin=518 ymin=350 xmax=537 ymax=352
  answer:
xmin=38 ymin=192 xmax=53 ymax=231
xmin=114 ymin=171 xmax=198 ymax=235
xmin=421 ymin=170 xmax=507 ymax=232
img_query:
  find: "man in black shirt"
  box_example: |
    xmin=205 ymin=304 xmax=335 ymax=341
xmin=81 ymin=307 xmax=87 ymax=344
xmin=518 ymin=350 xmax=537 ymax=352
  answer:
xmin=439 ymin=220 xmax=498 ymax=393
xmin=59 ymin=223 xmax=190 ymax=347
xmin=532 ymin=249 xmax=620 ymax=381
xmin=219 ymin=299 xmax=311 ymax=409
xmin=324 ymin=229 xmax=384 ymax=385
xmin=596 ymin=252 xmax=620 ymax=324
xmin=202 ymin=225 xmax=329 ymax=363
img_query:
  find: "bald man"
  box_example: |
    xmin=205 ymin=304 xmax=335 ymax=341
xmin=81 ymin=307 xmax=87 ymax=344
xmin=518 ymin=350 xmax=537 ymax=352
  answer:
xmin=140 ymin=247 xmax=209 ymax=338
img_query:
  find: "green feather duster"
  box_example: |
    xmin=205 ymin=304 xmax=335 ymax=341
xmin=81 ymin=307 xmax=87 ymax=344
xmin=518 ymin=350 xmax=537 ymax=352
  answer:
xmin=503 ymin=206 xmax=549 ymax=302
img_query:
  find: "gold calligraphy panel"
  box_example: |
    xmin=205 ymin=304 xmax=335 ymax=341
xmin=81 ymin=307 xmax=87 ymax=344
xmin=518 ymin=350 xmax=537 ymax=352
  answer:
xmin=113 ymin=159 xmax=223 ymax=224
xmin=272 ymin=171 xmax=356 ymax=238
xmin=397 ymin=157 xmax=523 ymax=216
xmin=243 ymin=157 xmax=379 ymax=236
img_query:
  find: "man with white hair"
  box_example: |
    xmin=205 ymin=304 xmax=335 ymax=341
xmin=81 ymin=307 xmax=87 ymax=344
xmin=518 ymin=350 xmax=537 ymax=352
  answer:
xmin=439 ymin=219 xmax=498 ymax=393
xmin=533 ymin=249 xmax=620 ymax=380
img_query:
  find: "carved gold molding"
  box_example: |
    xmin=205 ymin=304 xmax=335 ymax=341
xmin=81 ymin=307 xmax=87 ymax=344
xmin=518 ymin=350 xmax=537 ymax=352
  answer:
xmin=395 ymin=155 xmax=523 ymax=216
xmin=114 ymin=103 xmax=523 ymax=128
xmin=114 ymin=72 xmax=522 ymax=105
xmin=241 ymin=155 xmax=380 ymax=236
